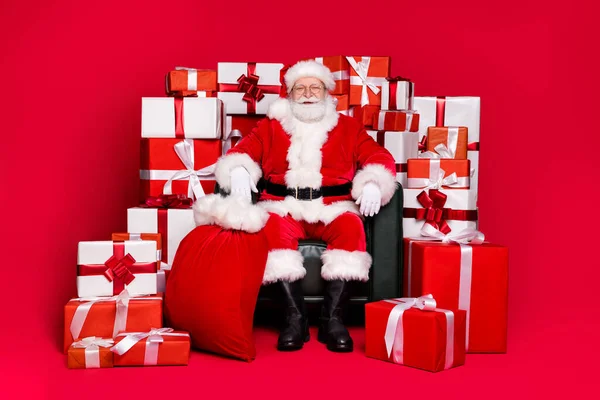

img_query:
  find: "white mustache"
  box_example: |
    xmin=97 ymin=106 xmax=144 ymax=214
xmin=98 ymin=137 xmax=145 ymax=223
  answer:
xmin=295 ymin=97 xmax=322 ymax=104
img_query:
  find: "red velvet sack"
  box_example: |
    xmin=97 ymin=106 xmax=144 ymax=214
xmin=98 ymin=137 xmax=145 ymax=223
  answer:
xmin=164 ymin=194 xmax=269 ymax=362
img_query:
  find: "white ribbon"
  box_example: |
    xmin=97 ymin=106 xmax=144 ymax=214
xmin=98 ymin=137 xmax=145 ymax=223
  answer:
xmin=383 ymin=295 xmax=455 ymax=370
xmin=419 ymin=143 xmax=454 ymax=159
xmin=377 ymin=110 xmax=414 ymax=132
xmin=346 ymin=56 xmax=387 ymax=106
xmin=175 ymin=67 xmax=198 ymax=91
xmin=408 ymin=162 xmax=459 ymax=190
xmin=222 ymin=128 xmax=243 ymax=154
xmin=111 ymin=328 xmax=189 ymax=366
xmin=71 ymin=337 xmax=115 ymax=368
xmin=160 ymin=139 xmax=216 ymax=200
xmin=69 ymin=289 xmax=163 ymax=341
xmin=405 ymin=228 xmax=485 ymax=351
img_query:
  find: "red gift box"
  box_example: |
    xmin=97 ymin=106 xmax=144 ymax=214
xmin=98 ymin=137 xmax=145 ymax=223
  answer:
xmin=111 ymin=328 xmax=191 ymax=366
xmin=407 ymin=159 xmax=471 ymax=189
xmin=139 ymin=138 xmax=221 ymax=202
xmin=311 ymin=56 xmax=350 ymax=95
xmin=403 ymin=235 xmax=508 ymax=353
xmin=347 ymin=56 xmax=390 ymax=106
xmin=167 ymin=90 xmax=217 ymax=98
xmin=374 ymin=110 xmax=420 ymax=132
xmin=222 ymin=115 xmax=263 ymax=153
xmin=426 ymin=127 xmax=468 ymax=160
xmin=165 ymin=67 xmax=217 ymax=95
xmin=63 ymin=291 xmax=163 ymax=353
xmin=351 ymin=105 xmax=380 ymax=128
xmin=67 ymin=337 xmax=115 ymax=369
xmin=365 ymin=295 xmax=466 ymax=372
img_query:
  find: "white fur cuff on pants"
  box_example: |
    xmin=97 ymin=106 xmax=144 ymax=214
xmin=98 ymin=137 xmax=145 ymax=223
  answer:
xmin=321 ymin=249 xmax=372 ymax=282
xmin=262 ymin=249 xmax=305 ymax=285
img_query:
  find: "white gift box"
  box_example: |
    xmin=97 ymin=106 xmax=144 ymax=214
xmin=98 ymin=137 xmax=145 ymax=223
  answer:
xmin=367 ymin=130 xmax=418 ymax=188
xmin=380 ymin=80 xmax=414 ymax=111
xmin=217 ymin=62 xmax=284 ymax=115
xmin=413 ymin=96 xmax=481 ymax=193
xmin=403 ymin=188 xmax=478 ymax=238
xmin=77 ymin=240 xmax=158 ymax=297
xmin=127 ymin=207 xmax=195 ymax=267
xmin=142 ymin=97 xmax=224 ymax=139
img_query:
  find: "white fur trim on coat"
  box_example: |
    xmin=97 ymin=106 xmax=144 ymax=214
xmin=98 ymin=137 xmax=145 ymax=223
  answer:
xmin=267 ymin=97 xmax=339 ymax=189
xmin=351 ymin=163 xmax=397 ymax=206
xmin=214 ymin=153 xmax=262 ymax=191
xmin=284 ymin=60 xmax=336 ymax=92
xmin=258 ymin=198 xmax=360 ymax=225
xmin=321 ymin=249 xmax=372 ymax=282
xmin=193 ymin=194 xmax=269 ymax=233
xmin=262 ymin=249 xmax=305 ymax=284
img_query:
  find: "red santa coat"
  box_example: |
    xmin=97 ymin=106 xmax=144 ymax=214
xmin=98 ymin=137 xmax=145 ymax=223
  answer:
xmin=213 ymin=96 xmax=397 ymax=226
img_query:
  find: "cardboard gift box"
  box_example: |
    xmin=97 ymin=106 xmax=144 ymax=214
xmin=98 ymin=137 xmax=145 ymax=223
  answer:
xmin=139 ymin=138 xmax=220 ymax=202
xmin=413 ymin=96 xmax=480 ymax=191
xmin=367 ymin=130 xmax=418 ymax=188
xmin=374 ymin=110 xmax=420 ymax=132
xmin=217 ymin=62 xmax=284 ymax=114
xmin=77 ymin=240 xmax=158 ymax=297
xmin=312 ymin=56 xmax=350 ymax=94
xmin=403 ymin=188 xmax=478 ymax=238
xmin=165 ymin=67 xmax=217 ymax=95
xmin=365 ymin=295 xmax=466 ymax=372
xmin=141 ymin=97 xmax=224 ymax=139
xmin=403 ymin=236 xmax=508 ymax=353
xmin=347 ymin=56 xmax=390 ymax=106
xmin=407 ymin=159 xmax=471 ymax=189
xmin=127 ymin=206 xmax=195 ymax=267
xmin=380 ymin=77 xmax=414 ymax=111
xmin=64 ymin=291 xmax=163 ymax=353
xmin=426 ymin=127 xmax=468 ymax=160
xmin=111 ymin=328 xmax=191 ymax=366
xmin=68 ymin=337 xmax=115 ymax=369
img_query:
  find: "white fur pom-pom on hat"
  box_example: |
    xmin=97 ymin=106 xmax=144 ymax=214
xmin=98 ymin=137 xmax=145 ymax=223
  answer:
xmin=284 ymin=60 xmax=336 ymax=93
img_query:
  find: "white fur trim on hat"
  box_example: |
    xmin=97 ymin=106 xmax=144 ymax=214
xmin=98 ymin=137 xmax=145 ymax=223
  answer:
xmin=320 ymin=249 xmax=372 ymax=282
xmin=193 ymin=193 xmax=269 ymax=233
xmin=284 ymin=60 xmax=336 ymax=93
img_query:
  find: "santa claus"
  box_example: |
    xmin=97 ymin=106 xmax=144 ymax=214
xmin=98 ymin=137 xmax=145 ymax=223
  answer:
xmin=194 ymin=60 xmax=396 ymax=353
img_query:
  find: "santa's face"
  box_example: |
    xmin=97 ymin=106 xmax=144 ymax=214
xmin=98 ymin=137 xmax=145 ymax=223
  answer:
xmin=289 ymin=77 xmax=329 ymax=123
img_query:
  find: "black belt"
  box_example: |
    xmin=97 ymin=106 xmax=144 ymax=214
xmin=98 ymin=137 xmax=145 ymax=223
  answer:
xmin=261 ymin=179 xmax=352 ymax=200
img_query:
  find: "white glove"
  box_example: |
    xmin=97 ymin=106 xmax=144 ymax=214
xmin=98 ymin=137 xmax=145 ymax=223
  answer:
xmin=230 ymin=166 xmax=258 ymax=202
xmin=355 ymin=182 xmax=382 ymax=217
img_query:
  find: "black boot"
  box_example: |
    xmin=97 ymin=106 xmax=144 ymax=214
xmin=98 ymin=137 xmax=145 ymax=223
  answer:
xmin=318 ymin=279 xmax=353 ymax=352
xmin=277 ymin=280 xmax=309 ymax=351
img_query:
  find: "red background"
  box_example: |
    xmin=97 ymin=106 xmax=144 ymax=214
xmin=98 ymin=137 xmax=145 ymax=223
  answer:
xmin=1 ymin=0 xmax=596 ymax=398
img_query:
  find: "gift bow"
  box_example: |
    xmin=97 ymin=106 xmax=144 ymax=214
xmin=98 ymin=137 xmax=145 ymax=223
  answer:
xmin=420 ymin=167 xmax=458 ymax=190
xmin=383 ymin=294 xmax=455 ymax=370
xmin=419 ymin=143 xmax=455 ymax=159
xmin=103 ymin=253 xmax=136 ymax=285
xmin=71 ymin=337 xmax=115 ymax=369
xmin=70 ymin=289 xmax=131 ymax=341
xmin=237 ymin=74 xmax=265 ymax=103
xmin=111 ymin=327 xmax=189 ymax=366
xmin=346 ymin=56 xmax=383 ymax=106
xmin=163 ymin=139 xmax=216 ymax=200
xmin=416 ymin=190 xmax=451 ymax=234
xmin=144 ymin=194 xmax=193 ymax=209
xmin=420 ymin=226 xmax=485 ymax=244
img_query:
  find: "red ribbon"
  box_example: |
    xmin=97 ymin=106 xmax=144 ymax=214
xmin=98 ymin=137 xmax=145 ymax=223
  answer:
xmin=467 ymin=141 xmax=480 ymax=151
xmin=143 ymin=194 xmax=193 ymax=209
xmin=174 ymin=98 xmax=185 ymax=139
xmin=78 ymin=243 xmax=156 ymax=295
xmin=436 ymin=96 xmax=446 ymax=127
xmin=158 ymin=209 xmax=168 ymax=264
xmin=386 ymin=76 xmax=412 ymax=110
xmin=418 ymin=136 xmax=427 ymax=152
xmin=396 ymin=163 xmax=407 ymax=173
xmin=218 ymin=63 xmax=281 ymax=114
xmin=414 ymin=190 xmax=451 ymax=234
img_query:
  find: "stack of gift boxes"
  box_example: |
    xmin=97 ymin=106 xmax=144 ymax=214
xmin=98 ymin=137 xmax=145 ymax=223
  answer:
xmin=64 ymin=56 xmax=507 ymax=372
xmin=305 ymin=55 xmax=508 ymax=372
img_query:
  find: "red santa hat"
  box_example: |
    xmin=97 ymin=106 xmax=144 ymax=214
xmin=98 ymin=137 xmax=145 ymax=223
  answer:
xmin=283 ymin=60 xmax=336 ymax=93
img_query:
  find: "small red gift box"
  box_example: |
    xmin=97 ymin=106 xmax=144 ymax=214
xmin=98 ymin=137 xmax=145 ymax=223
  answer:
xmin=139 ymin=138 xmax=221 ymax=202
xmin=374 ymin=110 xmax=420 ymax=132
xmin=365 ymin=295 xmax=466 ymax=372
xmin=68 ymin=337 xmax=115 ymax=369
xmin=333 ymin=94 xmax=350 ymax=115
xmin=407 ymin=159 xmax=471 ymax=189
xmin=403 ymin=234 xmax=508 ymax=353
xmin=64 ymin=291 xmax=163 ymax=353
xmin=111 ymin=328 xmax=191 ymax=366
xmin=351 ymin=105 xmax=380 ymax=128
xmin=426 ymin=127 xmax=468 ymax=160
xmin=166 ymin=67 xmax=217 ymax=95
xmin=311 ymin=56 xmax=350 ymax=94
xmin=347 ymin=56 xmax=390 ymax=106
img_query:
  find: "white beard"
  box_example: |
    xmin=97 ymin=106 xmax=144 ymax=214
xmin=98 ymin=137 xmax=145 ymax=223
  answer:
xmin=289 ymin=95 xmax=333 ymax=123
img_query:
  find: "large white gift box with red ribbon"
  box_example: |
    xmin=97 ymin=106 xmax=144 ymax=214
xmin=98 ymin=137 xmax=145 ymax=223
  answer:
xmin=127 ymin=207 xmax=195 ymax=267
xmin=141 ymin=97 xmax=224 ymax=139
xmin=367 ymin=130 xmax=418 ymax=187
xmin=217 ymin=62 xmax=284 ymax=115
xmin=77 ymin=240 xmax=158 ymax=298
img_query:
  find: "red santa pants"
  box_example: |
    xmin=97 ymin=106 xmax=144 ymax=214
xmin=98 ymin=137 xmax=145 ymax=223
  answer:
xmin=261 ymin=212 xmax=372 ymax=284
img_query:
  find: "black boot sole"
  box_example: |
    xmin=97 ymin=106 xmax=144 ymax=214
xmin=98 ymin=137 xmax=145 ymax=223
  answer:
xmin=277 ymin=333 xmax=310 ymax=351
xmin=317 ymin=330 xmax=353 ymax=352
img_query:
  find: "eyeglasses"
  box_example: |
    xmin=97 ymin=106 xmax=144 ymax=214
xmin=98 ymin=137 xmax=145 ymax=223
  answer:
xmin=292 ymin=85 xmax=325 ymax=95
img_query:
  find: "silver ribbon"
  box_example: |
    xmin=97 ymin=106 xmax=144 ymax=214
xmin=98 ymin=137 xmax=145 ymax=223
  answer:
xmin=71 ymin=337 xmax=115 ymax=368
xmin=175 ymin=66 xmax=198 ymax=91
xmin=346 ymin=56 xmax=387 ymax=106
